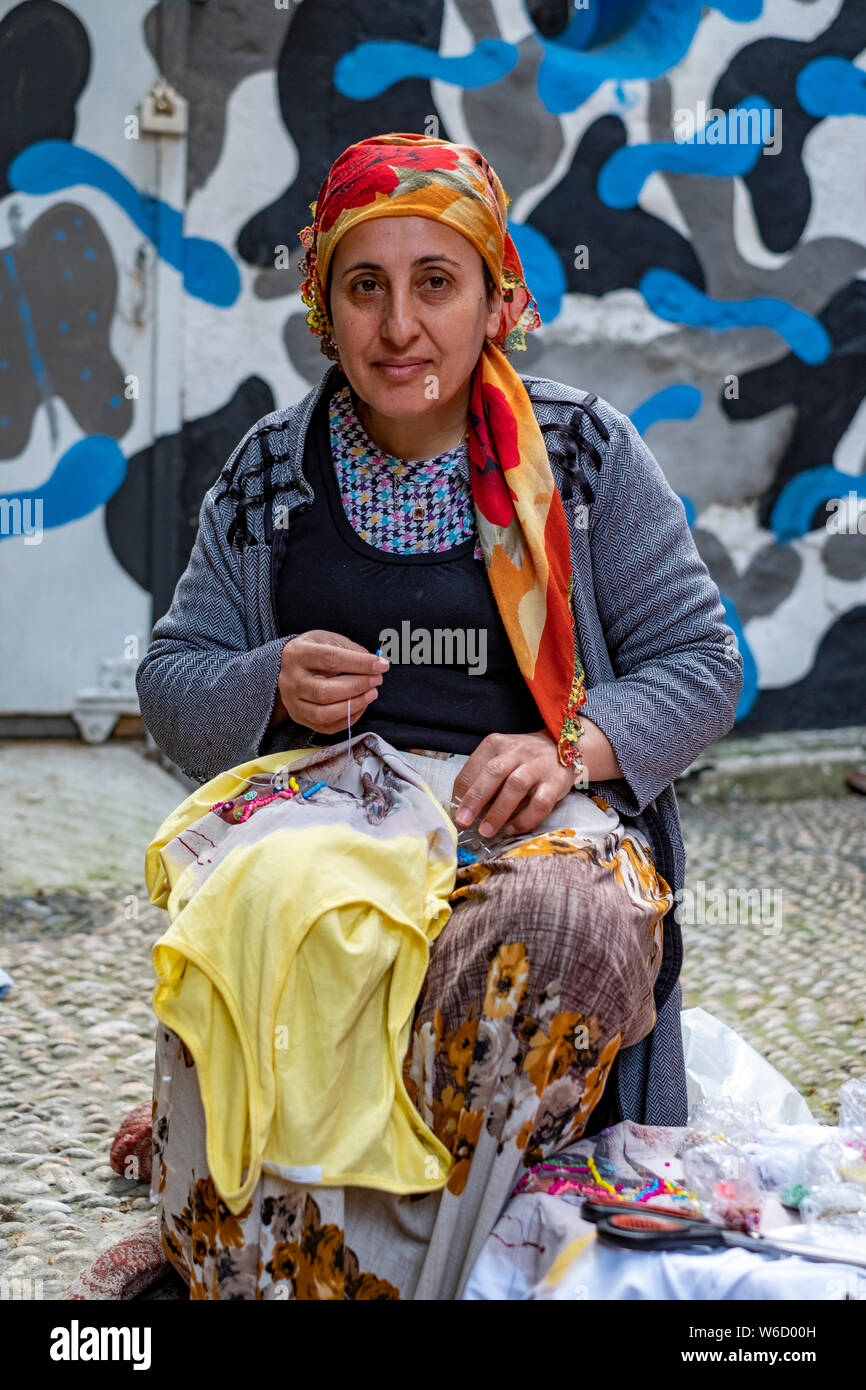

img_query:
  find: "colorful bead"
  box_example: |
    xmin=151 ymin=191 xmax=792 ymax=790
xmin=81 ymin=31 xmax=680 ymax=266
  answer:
xmin=301 ymin=780 xmax=328 ymax=798
xmin=587 ymin=1156 xmax=617 ymax=1195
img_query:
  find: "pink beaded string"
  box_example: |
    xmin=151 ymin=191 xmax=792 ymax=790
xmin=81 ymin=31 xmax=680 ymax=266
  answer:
xmin=211 ymin=786 xmax=302 ymax=824
xmin=209 ymin=662 xmax=369 ymax=821
xmin=210 ymin=770 xmax=332 ymax=824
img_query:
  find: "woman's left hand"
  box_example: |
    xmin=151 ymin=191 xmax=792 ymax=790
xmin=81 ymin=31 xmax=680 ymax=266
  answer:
xmin=450 ymin=729 xmax=578 ymax=839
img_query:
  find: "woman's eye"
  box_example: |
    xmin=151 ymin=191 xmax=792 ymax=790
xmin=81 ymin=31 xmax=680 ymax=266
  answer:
xmin=425 ymin=275 xmax=449 ymax=290
xmin=354 ymin=278 xmax=379 ymax=294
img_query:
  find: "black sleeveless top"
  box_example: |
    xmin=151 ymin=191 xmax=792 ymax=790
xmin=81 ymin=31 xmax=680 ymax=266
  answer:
xmin=273 ymin=379 xmax=542 ymax=754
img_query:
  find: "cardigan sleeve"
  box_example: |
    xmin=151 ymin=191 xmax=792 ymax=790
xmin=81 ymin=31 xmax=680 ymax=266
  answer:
xmin=135 ymin=483 xmax=311 ymax=784
xmin=579 ymin=411 xmax=744 ymax=814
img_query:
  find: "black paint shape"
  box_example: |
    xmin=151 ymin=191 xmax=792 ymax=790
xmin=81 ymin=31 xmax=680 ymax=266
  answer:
xmin=0 ymin=203 xmax=132 ymax=460
xmin=236 ymin=0 xmax=448 ymax=269
xmin=712 ymin=0 xmax=866 ymax=254
xmin=733 ymin=606 xmax=866 ymax=735
xmin=526 ymin=0 xmax=572 ymax=41
xmin=527 ymin=115 xmax=704 ymax=298
xmin=692 ymin=530 xmax=801 ymax=625
xmin=721 ymin=279 xmax=866 ymax=530
xmin=0 ymin=0 xmax=90 ymax=198
xmin=106 ymin=376 xmax=275 ymax=595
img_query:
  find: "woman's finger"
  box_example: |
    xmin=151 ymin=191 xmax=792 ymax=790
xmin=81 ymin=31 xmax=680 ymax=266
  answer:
xmin=294 ymin=686 xmax=379 ymax=733
xmin=481 ymin=769 xmax=569 ymax=837
xmin=501 ymin=787 xmax=560 ymax=836
xmin=301 ymin=670 xmax=383 ymax=705
xmin=471 ymin=764 xmax=544 ymax=837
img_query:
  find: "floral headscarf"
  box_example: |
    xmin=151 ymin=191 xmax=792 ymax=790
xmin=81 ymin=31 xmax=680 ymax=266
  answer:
xmin=296 ymin=133 xmax=586 ymax=772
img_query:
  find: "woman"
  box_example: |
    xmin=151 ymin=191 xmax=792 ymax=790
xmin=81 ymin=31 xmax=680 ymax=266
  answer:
xmin=136 ymin=132 xmax=743 ymax=1300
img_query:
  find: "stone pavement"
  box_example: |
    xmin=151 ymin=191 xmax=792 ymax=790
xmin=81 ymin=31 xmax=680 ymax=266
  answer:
xmin=0 ymin=739 xmax=864 ymax=1298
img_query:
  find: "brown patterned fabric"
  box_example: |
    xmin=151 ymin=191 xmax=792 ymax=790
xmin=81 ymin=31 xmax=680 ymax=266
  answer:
xmin=151 ymin=818 xmax=670 ymax=1300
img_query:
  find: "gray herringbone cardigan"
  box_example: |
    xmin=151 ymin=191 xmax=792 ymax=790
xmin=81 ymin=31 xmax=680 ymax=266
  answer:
xmin=137 ymin=363 xmax=743 ymax=1130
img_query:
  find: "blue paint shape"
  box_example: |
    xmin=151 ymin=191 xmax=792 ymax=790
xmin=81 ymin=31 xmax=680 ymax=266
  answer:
xmin=639 ymin=267 xmax=831 ymax=364
xmin=507 ymin=222 xmax=565 ymax=326
xmin=598 ymin=97 xmax=772 ymax=209
xmin=334 ymin=37 xmax=518 ymax=101
xmin=0 ymin=435 xmax=127 ymax=540
xmin=536 ymin=0 xmax=763 ymax=115
xmin=713 ymin=0 xmax=762 ymax=16
xmin=566 ymin=0 xmax=645 ymax=51
xmin=9 ymin=142 xmax=240 ymax=308
xmin=769 ymin=465 xmax=866 ymax=542
xmin=630 ymin=383 xmax=702 ymax=436
xmin=2 ymin=250 xmax=51 ymax=398
xmin=796 ymin=56 xmax=866 ymax=119
xmin=717 ymin=591 xmax=757 ymax=721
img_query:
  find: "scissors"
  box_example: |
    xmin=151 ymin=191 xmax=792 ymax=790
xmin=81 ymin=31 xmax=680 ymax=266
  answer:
xmin=593 ymin=1208 xmax=866 ymax=1270
xmin=581 ymin=1196 xmax=703 ymax=1223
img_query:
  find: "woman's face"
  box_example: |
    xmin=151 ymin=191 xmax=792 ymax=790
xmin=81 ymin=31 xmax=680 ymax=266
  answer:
xmin=327 ymin=216 xmax=501 ymax=424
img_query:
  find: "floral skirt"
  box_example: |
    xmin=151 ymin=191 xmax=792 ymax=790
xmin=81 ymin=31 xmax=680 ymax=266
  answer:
xmin=151 ymin=792 xmax=672 ymax=1301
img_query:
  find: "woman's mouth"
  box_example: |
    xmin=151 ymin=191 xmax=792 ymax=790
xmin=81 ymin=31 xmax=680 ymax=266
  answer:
xmin=373 ymin=360 xmax=429 ymax=381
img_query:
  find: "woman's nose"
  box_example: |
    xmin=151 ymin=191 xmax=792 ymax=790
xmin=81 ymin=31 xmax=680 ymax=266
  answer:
xmin=379 ymin=286 xmax=421 ymax=344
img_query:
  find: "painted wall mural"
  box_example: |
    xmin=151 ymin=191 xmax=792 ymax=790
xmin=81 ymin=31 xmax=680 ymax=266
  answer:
xmin=1 ymin=0 xmax=864 ymax=736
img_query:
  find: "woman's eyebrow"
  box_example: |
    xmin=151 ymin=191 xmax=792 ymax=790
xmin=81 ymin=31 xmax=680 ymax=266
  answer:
xmin=340 ymin=254 xmax=463 ymax=276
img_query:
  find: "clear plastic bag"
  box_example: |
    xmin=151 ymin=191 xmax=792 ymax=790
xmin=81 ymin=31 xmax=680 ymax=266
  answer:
xmin=740 ymin=1126 xmax=831 ymax=1195
xmin=685 ymin=1097 xmax=764 ymax=1147
xmin=839 ymin=1078 xmax=866 ymax=1136
xmin=803 ymin=1135 xmax=866 ymax=1192
xmin=442 ymin=797 xmax=515 ymax=863
xmin=680 ymin=1139 xmax=765 ymax=1233
xmin=799 ymin=1181 xmax=866 ymax=1237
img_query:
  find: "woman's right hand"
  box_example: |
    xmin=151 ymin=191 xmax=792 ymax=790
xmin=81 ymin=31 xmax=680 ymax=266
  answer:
xmin=275 ymin=630 xmax=389 ymax=736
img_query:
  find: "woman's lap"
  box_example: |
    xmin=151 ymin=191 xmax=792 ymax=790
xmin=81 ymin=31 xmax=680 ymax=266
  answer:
xmin=152 ymin=824 xmax=670 ymax=1299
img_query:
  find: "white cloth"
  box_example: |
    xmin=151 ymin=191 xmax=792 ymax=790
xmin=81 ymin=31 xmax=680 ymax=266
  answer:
xmin=461 ymin=1190 xmax=866 ymax=1301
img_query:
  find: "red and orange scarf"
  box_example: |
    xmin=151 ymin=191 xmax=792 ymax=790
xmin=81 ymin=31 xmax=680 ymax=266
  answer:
xmin=297 ymin=132 xmax=586 ymax=770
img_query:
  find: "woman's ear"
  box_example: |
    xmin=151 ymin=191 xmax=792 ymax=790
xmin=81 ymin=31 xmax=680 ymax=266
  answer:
xmin=486 ymin=285 xmax=503 ymax=338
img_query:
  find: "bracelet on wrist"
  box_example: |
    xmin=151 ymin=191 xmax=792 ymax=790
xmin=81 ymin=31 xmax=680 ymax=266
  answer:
xmin=570 ymin=717 xmax=588 ymax=789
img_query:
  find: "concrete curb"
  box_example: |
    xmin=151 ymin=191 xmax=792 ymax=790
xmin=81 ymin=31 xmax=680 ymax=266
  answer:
xmin=676 ymin=726 xmax=866 ymax=803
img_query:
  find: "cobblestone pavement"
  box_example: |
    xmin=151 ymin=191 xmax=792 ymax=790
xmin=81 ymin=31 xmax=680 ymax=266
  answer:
xmin=1 ymin=786 xmax=864 ymax=1298
xmin=678 ymin=794 xmax=866 ymax=1123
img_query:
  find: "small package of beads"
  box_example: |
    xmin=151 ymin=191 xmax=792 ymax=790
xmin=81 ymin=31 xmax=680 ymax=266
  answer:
xmin=681 ymin=1139 xmax=764 ymax=1234
xmin=442 ymin=797 xmax=512 ymax=862
xmin=799 ymin=1181 xmax=866 ymax=1237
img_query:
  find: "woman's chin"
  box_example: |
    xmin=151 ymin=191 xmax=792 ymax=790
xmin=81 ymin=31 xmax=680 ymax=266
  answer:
xmin=358 ymin=380 xmax=445 ymax=418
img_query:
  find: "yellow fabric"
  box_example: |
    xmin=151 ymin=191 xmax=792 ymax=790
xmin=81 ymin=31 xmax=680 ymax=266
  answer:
xmin=146 ymin=750 xmax=456 ymax=1215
